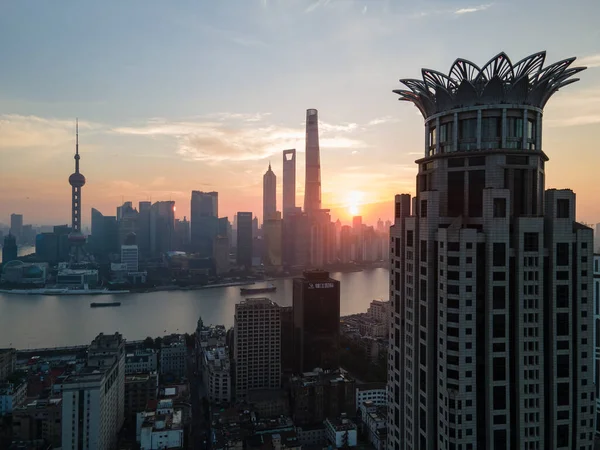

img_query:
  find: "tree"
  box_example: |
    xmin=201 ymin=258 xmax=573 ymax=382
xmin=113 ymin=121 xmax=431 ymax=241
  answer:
xmin=143 ymin=336 xmax=154 ymax=349
xmin=154 ymin=337 xmax=163 ymax=349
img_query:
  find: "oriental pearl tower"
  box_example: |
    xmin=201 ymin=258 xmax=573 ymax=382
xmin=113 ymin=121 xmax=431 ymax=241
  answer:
xmin=68 ymin=119 xmax=88 ymax=265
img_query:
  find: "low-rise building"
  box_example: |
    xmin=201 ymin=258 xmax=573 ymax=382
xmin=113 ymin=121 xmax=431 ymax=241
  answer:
xmin=125 ymin=349 xmax=158 ymax=374
xmin=137 ymin=399 xmax=184 ymax=450
xmin=203 ymin=347 xmax=231 ymax=404
xmin=12 ymin=398 xmax=62 ymax=448
xmin=290 ymin=369 xmax=355 ymax=426
xmin=356 ymin=383 xmax=387 ymax=407
xmin=246 ymin=430 xmax=301 ymax=450
xmin=359 ymin=401 xmax=387 ymax=450
xmin=0 ymin=381 xmax=27 ymax=415
xmin=295 ymin=424 xmax=327 ymax=448
xmin=125 ymin=372 xmax=158 ymax=424
xmin=247 ymin=389 xmax=289 ymax=419
xmin=160 ymin=334 xmax=187 ymax=378
xmin=324 ymin=414 xmax=358 ymax=448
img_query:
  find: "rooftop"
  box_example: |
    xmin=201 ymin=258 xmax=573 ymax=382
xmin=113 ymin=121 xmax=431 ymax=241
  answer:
xmin=325 ymin=415 xmax=357 ymax=432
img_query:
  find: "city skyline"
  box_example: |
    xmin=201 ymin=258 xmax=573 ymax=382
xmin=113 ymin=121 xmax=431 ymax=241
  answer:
xmin=1 ymin=1 xmax=600 ymax=227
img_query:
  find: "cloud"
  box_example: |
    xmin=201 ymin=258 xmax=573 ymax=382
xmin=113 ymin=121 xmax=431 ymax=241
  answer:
xmin=578 ymin=54 xmax=600 ymax=68
xmin=202 ymin=112 xmax=272 ymax=122
xmin=305 ymin=0 xmax=331 ymax=13
xmin=114 ymin=116 xmax=369 ymax=162
xmin=0 ymin=114 xmax=99 ymax=149
xmin=454 ymin=4 xmax=492 ymax=14
xmin=367 ymin=116 xmax=397 ymax=126
xmin=545 ymin=88 xmax=600 ymax=128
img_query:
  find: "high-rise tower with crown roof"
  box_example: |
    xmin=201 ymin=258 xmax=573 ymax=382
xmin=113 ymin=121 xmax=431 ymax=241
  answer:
xmin=387 ymin=52 xmax=593 ymax=450
xmin=263 ymin=162 xmax=277 ymax=222
xmin=68 ymin=119 xmax=87 ymax=264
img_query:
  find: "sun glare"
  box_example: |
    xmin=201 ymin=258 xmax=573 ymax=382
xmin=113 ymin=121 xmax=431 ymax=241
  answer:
xmin=347 ymin=190 xmax=365 ymax=217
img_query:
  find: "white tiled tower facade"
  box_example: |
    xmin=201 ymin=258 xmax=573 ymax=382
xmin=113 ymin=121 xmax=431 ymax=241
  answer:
xmin=387 ymin=52 xmax=594 ymax=450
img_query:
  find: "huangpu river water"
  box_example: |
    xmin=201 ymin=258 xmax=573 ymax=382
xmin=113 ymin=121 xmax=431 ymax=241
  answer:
xmin=0 ymin=268 xmax=390 ymax=349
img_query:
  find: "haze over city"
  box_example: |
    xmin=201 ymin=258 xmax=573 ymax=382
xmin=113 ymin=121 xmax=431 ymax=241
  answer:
xmin=1 ymin=0 xmax=599 ymax=227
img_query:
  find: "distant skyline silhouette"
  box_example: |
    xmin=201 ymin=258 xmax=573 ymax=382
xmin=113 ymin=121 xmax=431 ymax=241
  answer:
xmin=1 ymin=0 xmax=599 ymax=226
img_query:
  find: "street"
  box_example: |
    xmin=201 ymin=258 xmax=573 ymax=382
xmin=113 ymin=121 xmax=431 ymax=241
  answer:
xmin=188 ymin=350 xmax=209 ymax=450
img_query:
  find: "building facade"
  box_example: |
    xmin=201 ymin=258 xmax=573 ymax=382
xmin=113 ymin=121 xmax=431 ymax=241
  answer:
xmin=121 ymin=244 xmax=139 ymax=272
xmin=12 ymin=398 xmax=62 ymax=447
xmin=160 ymin=334 xmax=187 ymax=378
xmin=191 ymin=190 xmax=219 ymax=257
xmin=595 ymin=254 xmax=600 ymax=435
xmin=304 ymin=109 xmax=322 ymax=213
xmin=234 ymin=298 xmax=281 ymax=399
xmin=387 ymin=52 xmax=594 ymax=450
xmin=236 ymin=212 xmax=253 ymax=269
xmin=282 ymin=149 xmax=296 ymax=218
xmin=203 ymin=347 xmax=232 ymax=404
xmin=62 ymin=333 xmax=125 ymax=450
xmin=293 ymin=270 xmax=341 ymax=373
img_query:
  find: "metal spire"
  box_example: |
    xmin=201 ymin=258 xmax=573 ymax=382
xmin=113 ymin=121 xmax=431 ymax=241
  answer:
xmin=75 ymin=118 xmax=80 ymax=172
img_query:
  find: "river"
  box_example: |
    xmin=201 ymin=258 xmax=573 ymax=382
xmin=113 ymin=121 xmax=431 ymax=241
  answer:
xmin=0 ymin=268 xmax=390 ymax=349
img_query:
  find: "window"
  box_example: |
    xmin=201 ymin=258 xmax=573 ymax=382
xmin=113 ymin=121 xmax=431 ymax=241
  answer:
xmin=407 ymin=230 xmax=414 ymax=247
xmin=493 ymin=243 xmax=506 ymax=267
xmin=524 ymin=233 xmax=539 ymax=252
xmin=493 ymin=315 xmax=506 ymax=338
xmin=557 ymin=285 xmax=569 ymax=308
xmin=468 ymin=170 xmax=485 ymax=217
xmin=557 ymin=313 xmax=569 ymax=336
xmin=447 ymin=171 xmax=465 ymax=217
xmin=557 ymin=199 xmax=570 ymax=218
xmin=556 ymin=243 xmax=569 ymax=266
xmin=459 ymin=118 xmax=477 ymax=139
xmin=439 ymin=122 xmax=454 ymax=153
xmin=420 ymin=241 xmax=427 ymax=262
xmin=420 ymin=200 xmax=428 ymax=218
xmin=493 ymin=357 xmax=506 ymax=381
xmin=493 ymin=386 xmax=506 ymax=410
xmin=493 ymin=198 xmax=506 ymax=218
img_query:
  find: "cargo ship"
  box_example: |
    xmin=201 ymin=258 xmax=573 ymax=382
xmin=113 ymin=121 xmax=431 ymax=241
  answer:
xmin=90 ymin=302 xmax=121 ymax=308
xmin=240 ymin=284 xmax=276 ymax=295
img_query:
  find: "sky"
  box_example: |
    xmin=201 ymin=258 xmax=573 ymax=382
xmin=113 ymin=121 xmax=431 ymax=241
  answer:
xmin=1 ymin=0 xmax=599 ymax=228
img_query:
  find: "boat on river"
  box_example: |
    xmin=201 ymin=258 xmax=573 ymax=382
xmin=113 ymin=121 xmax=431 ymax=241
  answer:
xmin=90 ymin=302 xmax=121 ymax=308
xmin=240 ymin=284 xmax=276 ymax=295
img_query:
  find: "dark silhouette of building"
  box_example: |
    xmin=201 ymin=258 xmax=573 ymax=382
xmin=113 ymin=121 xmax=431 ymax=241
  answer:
xmin=290 ymin=370 xmax=355 ymax=426
xmin=304 ymin=109 xmax=321 ymax=213
xmin=282 ymin=149 xmax=296 ymax=219
xmin=67 ymin=120 xmax=88 ymax=264
xmin=293 ymin=270 xmax=340 ymax=373
xmin=280 ymin=306 xmax=294 ymax=376
xmin=388 ymin=51 xmax=594 ymax=450
xmin=90 ymin=208 xmax=118 ymax=258
xmin=263 ymin=163 xmax=277 ymax=222
xmin=9 ymin=214 xmax=23 ymax=242
xmin=2 ymin=233 xmax=18 ymax=264
xmin=150 ymin=201 xmax=175 ymax=254
xmin=137 ymin=201 xmax=151 ymax=256
xmin=191 ymin=191 xmax=219 ymax=257
xmin=236 ymin=212 xmax=253 ymax=269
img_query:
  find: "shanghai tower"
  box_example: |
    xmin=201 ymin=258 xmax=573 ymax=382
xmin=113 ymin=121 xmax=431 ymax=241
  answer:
xmin=303 ymin=109 xmax=321 ymax=212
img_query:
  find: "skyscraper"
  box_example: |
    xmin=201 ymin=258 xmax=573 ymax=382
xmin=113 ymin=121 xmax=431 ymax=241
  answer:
xmin=263 ymin=211 xmax=282 ymax=269
xmin=236 ymin=212 xmax=253 ymax=269
xmin=387 ymin=52 xmax=593 ymax=450
xmin=9 ymin=214 xmax=23 ymax=241
xmin=282 ymin=149 xmax=296 ymax=218
xmin=293 ymin=270 xmax=340 ymax=373
xmin=191 ymin=191 xmax=219 ymax=257
xmin=263 ymin=163 xmax=277 ymax=222
xmin=304 ymin=109 xmax=321 ymax=213
xmin=150 ymin=201 xmax=175 ymax=254
xmin=234 ymin=298 xmax=281 ymax=399
xmin=2 ymin=234 xmax=17 ymax=264
xmin=67 ymin=120 xmax=88 ymax=264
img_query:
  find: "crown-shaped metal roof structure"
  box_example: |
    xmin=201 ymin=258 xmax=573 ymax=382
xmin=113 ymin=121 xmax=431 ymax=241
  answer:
xmin=394 ymin=51 xmax=586 ymax=119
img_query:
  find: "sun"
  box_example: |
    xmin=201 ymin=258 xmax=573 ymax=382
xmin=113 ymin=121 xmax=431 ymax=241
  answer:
xmin=346 ymin=190 xmax=364 ymax=217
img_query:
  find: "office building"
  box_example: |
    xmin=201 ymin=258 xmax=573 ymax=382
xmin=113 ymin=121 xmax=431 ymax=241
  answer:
xmin=90 ymin=208 xmax=119 ymax=258
xmin=62 ymin=332 xmax=125 ymax=450
xmin=121 ymin=244 xmax=139 ymax=272
xmin=203 ymin=346 xmax=232 ymax=404
xmin=10 ymin=213 xmax=23 ymax=241
xmin=234 ymin=298 xmax=281 ymax=399
xmin=138 ymin=201 xmax=152 ymax=256
xmin=293 ymin=270 xmax=341 ymax=373
xmin=214 ymin=235 xmax=230 ymax=275
xmin=236 ymin=212 xmax=253 ymax=269
xmin=595 ymin=254 xmax=600 ymax=435
xmin=2 ymin=233 xmax=17 ymax=264
xmin=160 ymin=334 xmax=187 ymax=378
xmin=0 ymin=381 xmax=27 ymax=415
xmin=263 ymin=211 xmax=283 ymax=269
xmin=125 ymin=349 xmax=158 ymax=375
xmin=263 ymin=163 xmax=277 ymax=222
xmin=304 ymin=109 xmax=322 ymax=212
xmin=191 ymin=191 xmax=219 ymax=257
xmin=150 ymin=201 xmax=175 ymax=254
xmin=388 ymin=52 xmax=593 ymax=450
xmin=283 ymin=149 xmax=296 ymax=218
xmin=284 ymin=209 xmax=310 ymax=267
xmin=117 ymin=201 xmax=138 ymax=246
